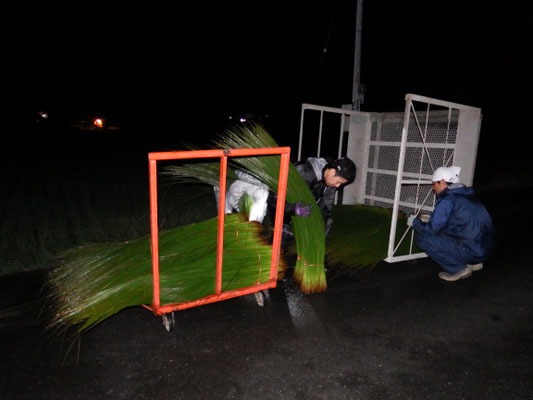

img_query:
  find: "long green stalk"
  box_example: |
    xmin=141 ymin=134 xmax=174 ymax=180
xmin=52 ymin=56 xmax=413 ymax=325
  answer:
xmin=48 ymin=213 xmax=285 ymax=333
xmin=213 ymin=125 xmax=327 ymax=293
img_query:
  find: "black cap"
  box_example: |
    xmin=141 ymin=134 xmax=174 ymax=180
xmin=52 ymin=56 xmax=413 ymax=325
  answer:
xmin=328 ymin=157 xmax=356 ymax=184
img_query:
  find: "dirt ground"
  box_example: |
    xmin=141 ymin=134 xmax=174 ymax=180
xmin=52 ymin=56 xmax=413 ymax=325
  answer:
xmin=1 ymin=189 xmax=532 ymax=400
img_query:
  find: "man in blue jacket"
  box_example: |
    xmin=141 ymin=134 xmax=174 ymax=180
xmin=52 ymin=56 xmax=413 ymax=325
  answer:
xmin=407 ymin=166 xmax=495 ymax=282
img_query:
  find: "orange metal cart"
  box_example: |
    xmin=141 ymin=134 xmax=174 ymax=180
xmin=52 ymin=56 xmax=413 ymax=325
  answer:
xmin=144 ymin=147 xmax=291 ymax=330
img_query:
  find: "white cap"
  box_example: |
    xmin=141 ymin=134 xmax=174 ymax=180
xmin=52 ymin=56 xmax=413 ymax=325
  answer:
xmin=432 ymin=166 xmax=461 ymax=183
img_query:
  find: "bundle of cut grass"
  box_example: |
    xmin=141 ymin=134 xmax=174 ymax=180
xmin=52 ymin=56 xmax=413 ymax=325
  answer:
xmin=325 ymin=204 xmax=416 ymax=273
xmin=163 ymin=124 xmax=327 ymax=294
xmin=48 ymin=213 xmax=285 ymax=333
xmin=213 ymin=125 xmax=327 ymax=294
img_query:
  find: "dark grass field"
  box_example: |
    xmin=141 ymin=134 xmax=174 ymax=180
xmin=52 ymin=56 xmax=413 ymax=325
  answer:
xmin=1 ymin=130 xmax=218 ymax=275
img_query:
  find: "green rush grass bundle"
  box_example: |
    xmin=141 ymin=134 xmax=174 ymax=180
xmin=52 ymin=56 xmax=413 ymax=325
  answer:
xmin=48 ymin=213 xmax=285 ymax=333
xmin=325 ymin=204 xmax=416 ymax=273
xmin=238 ymin=193 xmax=254 ymax=219
xmin=212 ymin=125 xmax=326 ymax=294
xmin=163 ymin=124 xmax=327 ymax=294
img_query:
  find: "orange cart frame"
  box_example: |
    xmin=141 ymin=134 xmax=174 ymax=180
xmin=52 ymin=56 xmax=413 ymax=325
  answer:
xmin=144 ymin=147 xmax=291 ymax=318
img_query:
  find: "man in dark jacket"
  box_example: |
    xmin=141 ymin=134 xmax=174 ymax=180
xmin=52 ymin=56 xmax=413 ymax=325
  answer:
xmin=269 ymin=156 xmax=357 ymax=242
xmin=294 ymin=156 xmax=356 ymax=235
xmin=408 ymin=166 xmax=495 ymax=282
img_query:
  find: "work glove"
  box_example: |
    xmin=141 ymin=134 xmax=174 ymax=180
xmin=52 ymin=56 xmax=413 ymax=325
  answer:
xmin=407 ymin=215 xmax=415 ymax=227
xmin=419 ymin=214 xmax=430 ymax=223
xmin=294 ymin=202 xmax=312 ymax=217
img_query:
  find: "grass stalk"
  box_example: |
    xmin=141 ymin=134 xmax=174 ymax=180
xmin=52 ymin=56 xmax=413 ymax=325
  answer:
xmin=326 ymin=204 xmax=416 ymax=272
xmin=48 ymin=213 xmax=285 ymax=333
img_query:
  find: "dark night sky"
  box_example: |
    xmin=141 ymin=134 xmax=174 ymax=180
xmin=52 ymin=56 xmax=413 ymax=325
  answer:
xmin=8 ymin=1 xmax=533 ymax=169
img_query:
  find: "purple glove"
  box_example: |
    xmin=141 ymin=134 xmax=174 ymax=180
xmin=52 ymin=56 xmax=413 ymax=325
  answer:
xmin=294 ymin=202 xmax=312 ymax=217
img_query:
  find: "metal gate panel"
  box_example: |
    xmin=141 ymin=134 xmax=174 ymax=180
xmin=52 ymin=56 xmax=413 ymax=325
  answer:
xmin=298 ymin=104 xmax=364 ymax=204
xmin=298 ymin=103 xmax=361 ymax=162
xmin=385 ymin=94 xmax=482 ymax=262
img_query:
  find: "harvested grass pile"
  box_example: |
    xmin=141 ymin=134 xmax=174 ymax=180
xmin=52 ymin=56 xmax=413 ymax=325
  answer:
xmin=48 ymin=213 xmax=285 ymax=333
xmin=326 ymin=204 xmax=415 ymax=273
xmin=163 ymin=124 xmax=327 ymax=294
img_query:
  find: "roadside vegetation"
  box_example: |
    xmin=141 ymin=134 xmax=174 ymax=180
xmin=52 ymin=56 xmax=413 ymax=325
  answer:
xmin=1 ymin=156 xmax=216 ymax=277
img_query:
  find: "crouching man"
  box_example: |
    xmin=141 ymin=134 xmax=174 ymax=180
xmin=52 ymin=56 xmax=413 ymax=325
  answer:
xmin=408 ymin=166 xmax=495 ymax=282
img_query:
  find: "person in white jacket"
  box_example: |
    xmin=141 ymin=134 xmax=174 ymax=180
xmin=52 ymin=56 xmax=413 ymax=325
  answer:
xmin=213 ymin=170 xmax=271 ymax=223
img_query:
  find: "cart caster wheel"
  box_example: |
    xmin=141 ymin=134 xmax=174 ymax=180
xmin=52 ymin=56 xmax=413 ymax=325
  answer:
xmin=254 ymin=290 xmax=269 ymax=307
xmin=162 ymin=312 xmax=175 ymax=332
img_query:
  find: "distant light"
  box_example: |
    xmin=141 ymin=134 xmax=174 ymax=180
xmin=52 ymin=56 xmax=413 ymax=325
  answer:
xmin=239 ymin=117 xmax=247 ymax=123
xmin=37 ymin=111 xmax=48 ymax=119
xmin=93 ymin=118 xmax=104 ymax=128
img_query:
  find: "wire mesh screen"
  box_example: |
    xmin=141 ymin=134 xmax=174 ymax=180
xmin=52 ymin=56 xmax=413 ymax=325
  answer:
xmin=398 ymin=108 xmax=459 ymax=213
xmin=364 ymin=109 xmax=459 ymax=216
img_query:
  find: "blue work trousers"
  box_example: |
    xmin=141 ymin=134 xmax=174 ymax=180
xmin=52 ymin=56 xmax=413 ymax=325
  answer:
xmin=415 ymin=232 xmax=482 ymax=274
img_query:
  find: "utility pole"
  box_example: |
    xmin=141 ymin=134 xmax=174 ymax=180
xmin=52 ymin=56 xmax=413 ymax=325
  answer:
xmin=351 ymin=0 xmax=364 ymax=110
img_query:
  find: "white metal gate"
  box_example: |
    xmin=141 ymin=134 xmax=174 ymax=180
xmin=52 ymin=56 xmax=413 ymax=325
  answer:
xmin=297 ymin=103 xmax=359 ymax=162
xmin=385 ymin=94 xmax=482 ymax=262
xmin=297 ymin=103 xmax=362 ymax=204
